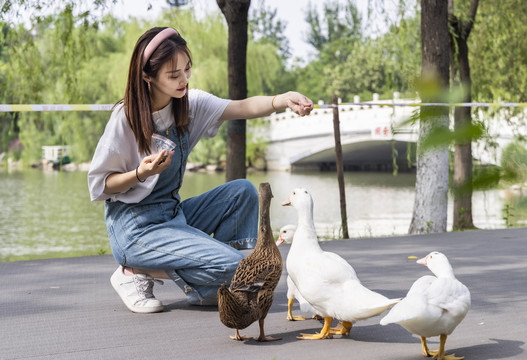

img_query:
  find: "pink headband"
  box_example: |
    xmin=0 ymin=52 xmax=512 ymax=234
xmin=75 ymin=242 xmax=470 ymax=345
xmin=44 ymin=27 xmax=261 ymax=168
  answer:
xmin=142 ymin=28 xmax=179 ymax=67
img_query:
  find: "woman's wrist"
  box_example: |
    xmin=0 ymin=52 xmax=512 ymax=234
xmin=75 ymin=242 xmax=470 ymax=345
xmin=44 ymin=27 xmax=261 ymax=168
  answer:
xmin=136 ymin=166 xmax=146 ymax=183
xmin=271 ymin=92 xmax=290 ymax=112
xmin=271 ymin=95 xmax=279 ymax=112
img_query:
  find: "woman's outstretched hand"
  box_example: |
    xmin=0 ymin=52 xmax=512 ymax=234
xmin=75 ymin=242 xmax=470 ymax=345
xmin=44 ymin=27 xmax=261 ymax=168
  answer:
xmin=284 ymin=91 xmax=314 ymax=116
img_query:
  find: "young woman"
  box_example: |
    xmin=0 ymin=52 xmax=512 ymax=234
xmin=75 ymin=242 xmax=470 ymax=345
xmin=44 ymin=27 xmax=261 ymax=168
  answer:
xmin=88 ymin=27 xmax=313 ymax=313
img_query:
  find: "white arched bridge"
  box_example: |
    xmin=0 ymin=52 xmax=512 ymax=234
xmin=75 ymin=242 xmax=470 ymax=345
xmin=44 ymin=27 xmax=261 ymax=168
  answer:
xmin=262 ymin=97 xmax=520 ymax=172
xmin=263 ymin=99 xmax=418 ymax=171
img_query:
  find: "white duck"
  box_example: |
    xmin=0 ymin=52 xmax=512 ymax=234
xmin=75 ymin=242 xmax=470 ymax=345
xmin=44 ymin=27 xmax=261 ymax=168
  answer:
xmin=276 ymin=224 xmax=319 ymax=321
xmin=282 ymin=188 xmax=400 ymax=339
xmin=380 ymin=251 xmax=471 ymax=360
xmin=276 ymin=224 xmax=296 ymax=246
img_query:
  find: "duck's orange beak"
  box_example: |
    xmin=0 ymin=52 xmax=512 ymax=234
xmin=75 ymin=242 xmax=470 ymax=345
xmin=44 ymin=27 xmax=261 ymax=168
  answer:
xmin=416 ymin=255 xmax=428 ymax=265
xmin=281 ymin=197 xmax=291 ymax=206
xmin=276 ymin=234 xmax=285 ymax=247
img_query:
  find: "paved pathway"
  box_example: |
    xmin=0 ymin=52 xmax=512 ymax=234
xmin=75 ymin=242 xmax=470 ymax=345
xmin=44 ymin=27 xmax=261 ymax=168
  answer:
xmin=1 ymin=228 xmax=526 ymax=360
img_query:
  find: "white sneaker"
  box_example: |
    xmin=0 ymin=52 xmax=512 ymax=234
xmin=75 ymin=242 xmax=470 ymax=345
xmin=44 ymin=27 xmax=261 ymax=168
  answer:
xmin=110 ymin=266 xmax=164 ymax=313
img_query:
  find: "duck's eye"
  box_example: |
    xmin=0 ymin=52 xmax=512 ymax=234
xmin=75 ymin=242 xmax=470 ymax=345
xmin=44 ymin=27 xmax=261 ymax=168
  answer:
xmin=293 ymin=191 xmax=296 ymax=195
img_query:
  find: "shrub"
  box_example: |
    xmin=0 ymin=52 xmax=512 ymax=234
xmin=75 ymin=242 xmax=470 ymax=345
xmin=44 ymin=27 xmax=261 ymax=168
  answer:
xmin=501 ymin=141 xmax=527 ymax=183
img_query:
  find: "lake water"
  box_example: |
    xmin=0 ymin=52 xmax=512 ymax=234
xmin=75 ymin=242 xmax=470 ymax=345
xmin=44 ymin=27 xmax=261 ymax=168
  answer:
xmin=1 ymin=169 xmax=526 ymax=262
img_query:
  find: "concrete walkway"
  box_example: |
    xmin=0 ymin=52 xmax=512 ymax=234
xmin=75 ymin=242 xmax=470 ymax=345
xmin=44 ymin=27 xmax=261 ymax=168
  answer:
xmin=1 ymin=228 xmax=526 ymax=360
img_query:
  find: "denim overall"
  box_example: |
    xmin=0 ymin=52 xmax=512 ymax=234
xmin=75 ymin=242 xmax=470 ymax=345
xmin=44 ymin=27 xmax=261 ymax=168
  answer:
xmin=104 ymin=126 xmax=258 ymax=305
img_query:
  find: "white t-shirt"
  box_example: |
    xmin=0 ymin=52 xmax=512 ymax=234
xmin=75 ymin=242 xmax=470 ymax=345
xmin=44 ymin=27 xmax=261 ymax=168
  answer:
xmin=88 ymin=89 xmax=231 ymax=203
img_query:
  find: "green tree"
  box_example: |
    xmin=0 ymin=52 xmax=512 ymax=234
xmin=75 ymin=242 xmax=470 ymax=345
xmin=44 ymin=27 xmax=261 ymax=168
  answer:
xmin=501 ymin=141 xmax=527 ymax=183
xmin=448 ymin=0 xmax=479 ymax=230
xmin=304 ymin=0 xmax=362 ymax=54
xmin=249 ymin=0 xmax=290 ymax=59
xmin=294 ymin=1 xmax=420 ymax=103
xmin=1 ymin=7 xmax=98 ymax=163
xmin=469 ymin=0 xmax=527 ymax=102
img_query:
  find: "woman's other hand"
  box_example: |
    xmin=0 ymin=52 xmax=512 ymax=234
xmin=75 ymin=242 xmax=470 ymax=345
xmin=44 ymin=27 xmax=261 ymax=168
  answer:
xmin=136 ymin=150 xmax=174 ymax=181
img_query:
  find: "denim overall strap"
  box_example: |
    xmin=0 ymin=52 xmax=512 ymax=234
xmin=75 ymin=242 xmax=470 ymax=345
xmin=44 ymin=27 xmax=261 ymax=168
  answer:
xmin=140 ymin=127 xmax=188 ymax=206
xmin=146 ymin=128 xmax=208 ymax=301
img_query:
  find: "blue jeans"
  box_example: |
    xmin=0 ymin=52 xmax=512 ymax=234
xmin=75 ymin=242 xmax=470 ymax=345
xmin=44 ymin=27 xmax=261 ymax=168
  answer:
xmin=105 ymin=179 xmax=258 ymax=304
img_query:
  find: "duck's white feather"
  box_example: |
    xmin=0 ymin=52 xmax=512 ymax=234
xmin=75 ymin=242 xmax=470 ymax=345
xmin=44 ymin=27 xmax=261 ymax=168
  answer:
xmin=281 ymin=224 xmax=318 ymax=316
xmin=286 ymin=276 xmax=317 ymax=314
xmin=284 ymin=188 xmax=399 ymax=323
xmin=380 ymin=252 xmax=471 ymax=338
xmin=288 ymin=249 xmax=397 ymax=320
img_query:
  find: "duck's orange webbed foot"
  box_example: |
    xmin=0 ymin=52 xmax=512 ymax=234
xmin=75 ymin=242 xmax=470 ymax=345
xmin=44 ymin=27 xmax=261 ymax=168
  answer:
xmin=288 ymin=314 xmax=307 ymax=321
xmin=330 ymin=321 xmax=353 ymax=336
xmin=286 ymin=299 xmax=305 ymax=321
xmin=430 ymin=334 xmax=464 ymax=360
xmin=297 ymin=317 xmax=334 ymax=340
xmin=287 ymin=298 xmax=306 ymax=321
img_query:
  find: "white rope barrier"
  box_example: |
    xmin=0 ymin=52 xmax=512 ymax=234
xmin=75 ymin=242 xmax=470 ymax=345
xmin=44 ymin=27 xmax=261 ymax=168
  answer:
xmin=0 ymin=104 xmax=114 ymax=112
xmin=314 ymin=102 xmax=527 ymax=109
xmin=1 ymin=102 xmax=527 ymax=112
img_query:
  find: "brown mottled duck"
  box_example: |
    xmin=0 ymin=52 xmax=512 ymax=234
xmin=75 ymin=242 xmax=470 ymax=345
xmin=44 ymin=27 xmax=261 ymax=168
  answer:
xmin=218 ymin=182 xmax=283 ymax=341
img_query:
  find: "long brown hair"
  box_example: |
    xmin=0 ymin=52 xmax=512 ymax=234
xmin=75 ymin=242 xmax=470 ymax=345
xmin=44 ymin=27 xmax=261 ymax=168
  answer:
xmin=122 ymin=27 xmax=192 ymax=155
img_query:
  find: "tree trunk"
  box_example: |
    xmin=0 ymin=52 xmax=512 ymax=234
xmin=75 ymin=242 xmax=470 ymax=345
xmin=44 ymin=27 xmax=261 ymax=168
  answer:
xmin=409 ymin=0 xmax=450 ymax=234
xmin=217 ymin=0 xmax=250 ymax=181
xmin=449 ymin=0 xmax=479 ymax=230
xmin=452 ymin=37 xmax=475 ymax=229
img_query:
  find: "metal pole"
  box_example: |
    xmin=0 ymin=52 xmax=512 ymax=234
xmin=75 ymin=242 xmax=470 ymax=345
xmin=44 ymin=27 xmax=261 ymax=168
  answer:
xmin=332 ymin=94 xmax=349 ymax=239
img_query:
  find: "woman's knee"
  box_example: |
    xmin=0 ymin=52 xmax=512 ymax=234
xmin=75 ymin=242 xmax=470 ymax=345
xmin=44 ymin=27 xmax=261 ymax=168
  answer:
xmin=230 ymin=179 xmax=258 ymax=204
xmin=201 ymin=251 xmax=243 ymax=284
xmin=230 ymin=179 xmax=256 ymax=195
xmin=220 ymin=251 xmax=244 ymax=275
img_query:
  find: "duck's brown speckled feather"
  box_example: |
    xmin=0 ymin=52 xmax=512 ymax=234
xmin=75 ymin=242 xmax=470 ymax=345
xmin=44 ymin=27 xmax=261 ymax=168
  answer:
xmin=218 ymin=183 xmax=283 ymax=333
